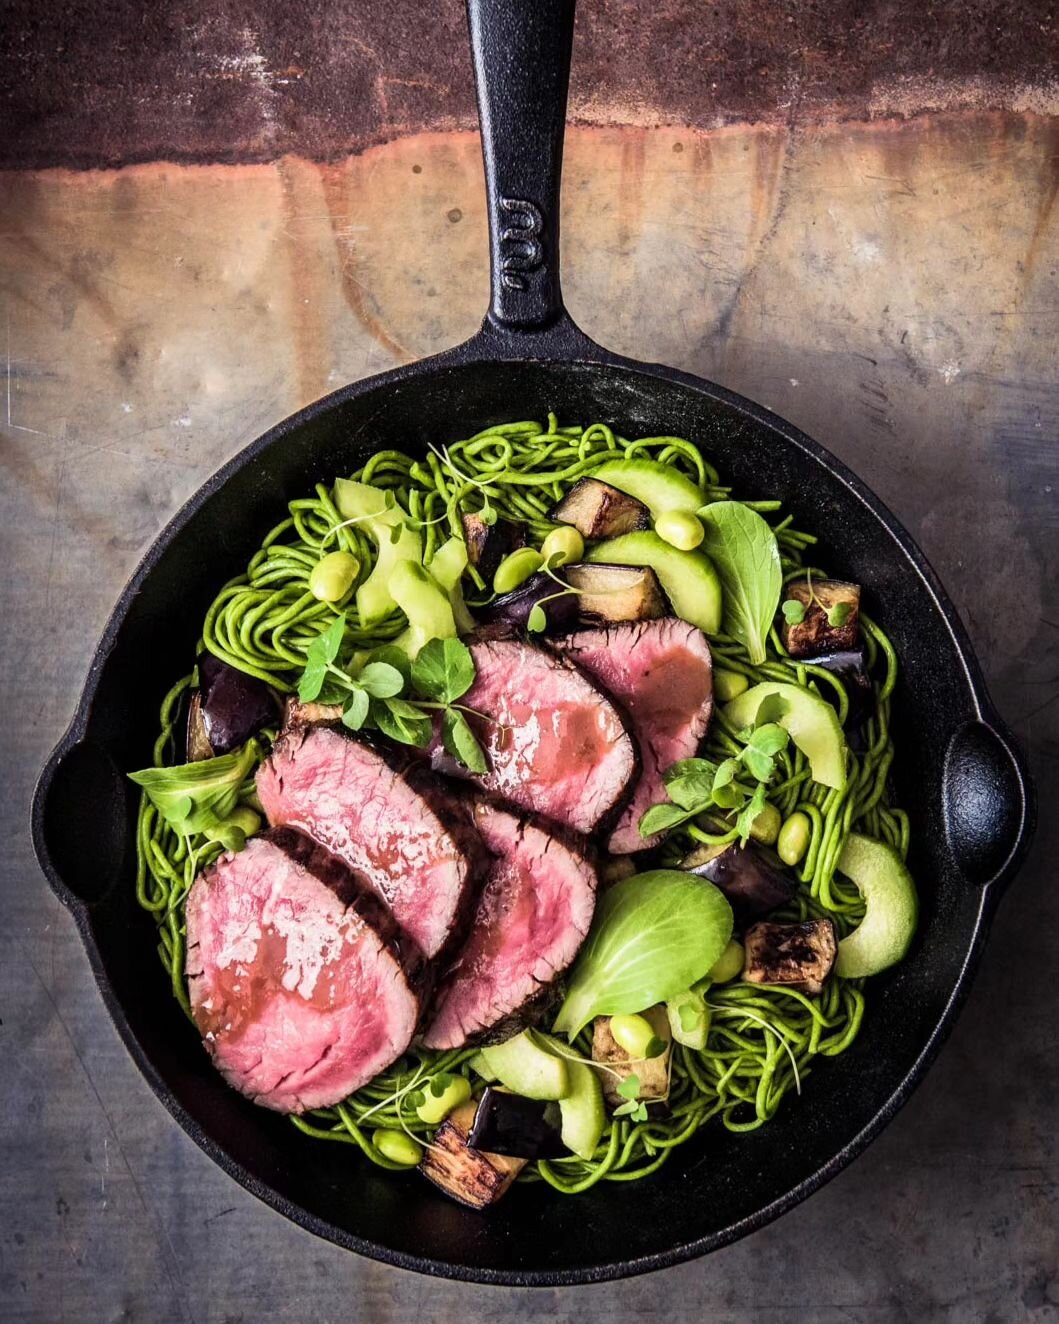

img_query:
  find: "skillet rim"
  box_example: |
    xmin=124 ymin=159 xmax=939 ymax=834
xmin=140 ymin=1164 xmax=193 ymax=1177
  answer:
xmin=31 ymin=329 xmax=1035 ymax=1285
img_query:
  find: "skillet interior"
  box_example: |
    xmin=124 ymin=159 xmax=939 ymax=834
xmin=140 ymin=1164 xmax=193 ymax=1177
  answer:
xmin=36 ymin=353 xmax=1024 ymax=1282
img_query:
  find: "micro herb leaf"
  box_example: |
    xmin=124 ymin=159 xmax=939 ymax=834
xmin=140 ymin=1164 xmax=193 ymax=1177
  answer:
xmin=128 ymin=740 xmax=262 ymax=837
xmin=827 ymin=601 xmax=853 ymax=628
xmin=781 ymin=599 xmax=807 ymax=625
xmin=735 ymin=782 xmax=769 ymax=844
xmin=356 ymin=661 xmax=405 ymax=699
xmin=408 ymin=1090 xmax=426 ymax=1111
xmin=412 ymin=637 xmax=476 ymax=705
xmin=644 ymin=1036 xmax=668 ymax=1059
xmin=527 ymin=603 xmax=547 ymax=634
xmin=442 ymin=707 xmax=488 ymax=774
xmin=297 ymin=612 xmax=347 ymax=701
xmin=429 ymin=1073 xmax=454 ymax=1097
xmin=341 ymin=687 xmax=370 ymax=731
xmin=365 ymin=644 xmax=412 ymax=687
xmin=754 ymin=692 xmax=789 ymax=726
xmin=664 ymin=759 xmax=720 ymax=810
xmin=712 ymin=759 xmax=740 ymax=791
xmin=748 ymin=722 xmax=790 ymax=756
xmin=740 ymin=745 xmax=776 ymax=784
xmin=372 ymin=698 xmax=433 ymax=749
xmin=638 ymin=801 xmax=696 ymax=838
xmin=632 ymin=1102 xmax=649 ymax=1122
xmin=617 ymin=1074 xmax=640 ymax=1101
xmin=479 ymin=504 xmax=497 ymax=527
xmin=612 ymin=1100 xmax=639 ymax=1118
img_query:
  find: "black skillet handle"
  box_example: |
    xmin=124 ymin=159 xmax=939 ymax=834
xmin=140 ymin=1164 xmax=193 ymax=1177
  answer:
xmin=941 ymin=717 xmax=1035 ymax=898
xmin=466 ymin=0 xmax=578 ymax=337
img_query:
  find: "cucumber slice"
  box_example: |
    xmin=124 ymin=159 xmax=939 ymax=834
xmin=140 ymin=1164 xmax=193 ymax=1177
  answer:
xmin=334 ymin=479 xmax=423 ymax=628
xmin=835 ymin=833 xmax=918 ymax=977
xmin=723 ymin=681 xmax=847 ymax=790
xmin=537 ymin=1034 xmax=605 ymax=1159
xmin=479 ymin=1030 xmax=569 ymax=1101
xmin=590 ymin=458 xmax=706 ymax=519
xmin=388 ymin=561 xmax=457 ymax=658
xmin=427 ymin=537 xmax=475 ymax=634
xmin=584 ymin=531 xmax=722 ymax=634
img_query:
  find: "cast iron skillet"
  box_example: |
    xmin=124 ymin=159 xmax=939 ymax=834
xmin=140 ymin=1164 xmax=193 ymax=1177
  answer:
xmin=33 ymin=0 xmax=1034 ymax=1286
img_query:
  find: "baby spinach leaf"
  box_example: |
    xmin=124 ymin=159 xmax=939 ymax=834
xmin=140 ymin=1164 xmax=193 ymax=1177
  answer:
xmin=129 ymin=740 xmax=261 ymax=836
xmin=698 ymin=502 xmax=782 ymax=664
xmin=442 ymin=708 xmax=488 ymax=774
xmin=412 ymin=637 xmax=476 ymax=705
xmin=553 ymin=870 xmax=733 ymax=1037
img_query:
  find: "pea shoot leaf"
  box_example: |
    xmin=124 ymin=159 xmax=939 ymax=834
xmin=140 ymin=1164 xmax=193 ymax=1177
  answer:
xmin=735 ymin=782 xmax=769 ymax=844
xmin=442 ymin=708 xmax=488 ymax=774
xmin=638 ymin=801 xmax=696 ymax=838
xmin=298 ymin=612 xmax=346 ymax=701
xmin=741 ymin=745 xmax=776 ymax=783
xmin=373 ymin=698 xmax=433 ymax=748
xmin=527 ymin=603 xmax=547 ymax=634
xmin=612 ymin=1099 xmax=639 ymax=1117
xmin=663 ymin=758 xmax=720 ymax=810
xmin=412 ymin=637 xmax=476 ymax=705
xmin=479 ymin=504 xmax=497 ymax=527
xmin=357 ymin=661 xmax=405 ymax=699
xmin=341 ymin=687 xmax=370 ymax=731
xmin=748 ymin=722 xmax=790 ymax=756
xmin=617 ymin=1074 xmax=640 ymax=1101
xmin=365 ymin=644 xmax=412 ymax=686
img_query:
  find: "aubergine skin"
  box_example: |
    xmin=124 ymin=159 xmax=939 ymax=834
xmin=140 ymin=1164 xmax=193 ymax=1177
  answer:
xmin=807 ymin=647 xmax=875 ymax=731
xmin=197 ymin=655 xmax=281 ymax=755
xmin=462 ymin=514 xmax=526 ymax=584
xmin=475 ymin=572 xmax=581 ymax=632
xmin=468 ymin=1087 xmax=568 ymax=1159
xmin=682 ymin=840 xmax=797 ymax=926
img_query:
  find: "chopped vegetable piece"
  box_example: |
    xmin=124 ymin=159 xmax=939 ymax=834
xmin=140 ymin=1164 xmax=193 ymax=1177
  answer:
xmin=599 ymin=855 xmax=638 ymax=886
xmin=334 ymin=479 xmax=423 ymax=629
xmin=834 ymin=833 xmax=918 ymax=977
xmin=185 ymin=691 xmax=215 ymax=763
xmin=723 ymin=681 xmax=847 ymax=790
xmin=550 ymin=476 xmax=650 ymax=539
xmin=479 ymin=1030 xmax=569 ymax=1101
xmin=475 ymin=572 xmax=581 ymax=632
xmin=540 ymin=526 xmax=585 ymax=567
xmin=374 ymin=1130 xmax=423 ymax=1167
xmin=583 ymin=532 xmax=722 ymax=634
xmin=608 ymin=1013 xmax=659 ymax=1059
xmin=781 ymin=577 xmax=861 ymax=658
xmin=282 ymin=696 xmax=343 ymax=728
xmin=588 ymin=457 xmax=706 ymax=519
xmin=681 ymin=840 xmax=797 ymax=926
xmin=563 ymin=562 xmax=667 ymax=623
xmin=592 ymin=1005 xmax=672 ymax=1109
xmin=461 ymin=513 xmax=525 ymax=583
xmin=467 ymin=1087 xmax=568 ymax=1159
xmin=389 ymin=560 xmax=458 ymax=657
xmin=427 ymin=537 xmax=474 ymax=634
xmin=195 ymin=655 xmax=280 ymax=757
xmin=418 ymin=1101 xmax=526 ymax=1208
xmin=713 ymin=668 xmax=749 ymax=702
xmin=743 ymin=918 xmax=837 ymax=996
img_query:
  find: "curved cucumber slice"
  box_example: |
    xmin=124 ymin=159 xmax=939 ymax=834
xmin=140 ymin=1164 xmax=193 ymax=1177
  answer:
xmin=584 ymin=531 xmax=722 ymax=634
xmin=334 ymin=479 xmax=423 ymax=628
xmin=590 ymin=458 xmax=706 ymax=518
xmin=479 ymin=1030 xmax=569 ymax=1101
xmin=538 ymin=1034 xmax=605 ymax=1159
xmin=723 ymin=681 xmax=847 ymax=790
xmin=835 ymin=833 xmax=918 ymax=978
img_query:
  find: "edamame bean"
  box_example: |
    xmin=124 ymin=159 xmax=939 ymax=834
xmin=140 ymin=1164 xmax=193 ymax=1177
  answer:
xmin=609 ymin=1013 xmax=657 ymax=1059
xmin=415 ymin=1074 xmax=472 ymax=1125
xmin=493 ymin=547 xmax=544 ymax=594
xmin=749 ymin=802 xmax=782 ymax=845
xmin=714 ymin=668 xmax=749 ymax=702
xmin=709 ymin=938 xmax=745 ymax=983
xmin=778 ymin=810 xmax=811 ymax=865
xmin=373 ymin=1130 xmax=423 ymax=1166
xmin=540 ymin=525 xmax=585 ymax=567
xmin=655 ymin=509 xmax=704 ymax=551
xmin=309 ymin=550 xmax=360 ymax=603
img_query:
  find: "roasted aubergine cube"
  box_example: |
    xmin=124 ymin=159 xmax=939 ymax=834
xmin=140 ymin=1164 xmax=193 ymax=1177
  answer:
xmin=282 ymin=696 xmax=344 ymax=729
xmin=419 ymin=1101 xmax=526 ymax=1208
xmin=185 ymin=656 xmax=281 ymax=761
xmin=467 ymin=1087 xmax=568 ymax=1159
xmin=549 ymin=476 xmax=650 ymax=539
xmin=461 ymin=513 xmax=526 ymax=584
xmin=743 ymin=918 xmax=837 ymax=996
xmin=781 ymin=578 xmax=861 ymax=658
xmin=563 ymin=562 xmax=667 ymax=623
xmin=682 ymin=840 xmax=797 ymax=927
xmin=475 ymin=572 xmax=581 ymax=632
xmin=592 ymin=1004 xmax=672 ymax=1110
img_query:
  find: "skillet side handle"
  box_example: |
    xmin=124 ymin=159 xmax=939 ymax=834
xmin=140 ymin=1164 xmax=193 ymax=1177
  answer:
xmin=466 ymin=0 xmax=576 ymax=332
xmin=32 ymin=736 xmax=129 ymax=908
xmin=942 ymin=719 xmax=1035 ymax=897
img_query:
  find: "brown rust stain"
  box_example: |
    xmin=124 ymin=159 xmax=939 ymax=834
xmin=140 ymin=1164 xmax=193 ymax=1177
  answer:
xmin=316 ymin=161 xmax=411 ymax=364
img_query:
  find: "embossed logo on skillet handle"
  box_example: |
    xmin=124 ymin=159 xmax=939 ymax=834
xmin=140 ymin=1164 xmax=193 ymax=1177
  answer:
xmin=466 ymin=0 xmax=575 ymax=332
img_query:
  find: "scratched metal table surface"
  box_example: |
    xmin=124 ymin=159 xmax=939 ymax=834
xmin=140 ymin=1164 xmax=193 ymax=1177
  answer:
xmin=2 ymin=2 xmax=1058 ymax=1320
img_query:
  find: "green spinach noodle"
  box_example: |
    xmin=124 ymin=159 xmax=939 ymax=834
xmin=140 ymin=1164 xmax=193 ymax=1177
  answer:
xmin=135 ymin=414 xmax=907 ymax=1194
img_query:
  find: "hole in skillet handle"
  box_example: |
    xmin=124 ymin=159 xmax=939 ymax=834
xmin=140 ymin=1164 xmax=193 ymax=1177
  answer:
xmin=942 ymin=719 xmax=1035 ymax=890
xmin=32 ymin=737 xmax=128 ymax=907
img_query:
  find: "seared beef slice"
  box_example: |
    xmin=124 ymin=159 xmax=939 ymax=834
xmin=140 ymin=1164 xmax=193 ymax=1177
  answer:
xmin=553 ymin=619 xmax=713 ymax=853
xmin=185 ymin=830 xmax=420 ymax=1113
xmin=423 ymin=801 xmax=598 ymax=1049
xmin=256 ymin=727 xmax=480 ymax=959
xmin=453 ymin=637 xmax=639 ymax=835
